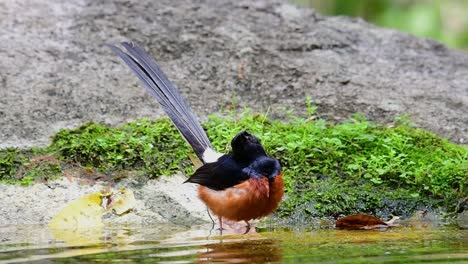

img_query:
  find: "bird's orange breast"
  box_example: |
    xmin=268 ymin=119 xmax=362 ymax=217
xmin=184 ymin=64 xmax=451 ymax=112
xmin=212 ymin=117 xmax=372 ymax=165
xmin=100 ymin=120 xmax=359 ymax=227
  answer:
xmin=198 ymin=174 xmax=284 ymax=222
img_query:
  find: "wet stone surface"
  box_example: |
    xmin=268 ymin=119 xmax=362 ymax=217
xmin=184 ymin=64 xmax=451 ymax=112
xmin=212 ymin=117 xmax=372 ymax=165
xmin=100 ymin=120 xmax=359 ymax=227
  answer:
xmin=0 ymin=0 xmax=467 ymax=149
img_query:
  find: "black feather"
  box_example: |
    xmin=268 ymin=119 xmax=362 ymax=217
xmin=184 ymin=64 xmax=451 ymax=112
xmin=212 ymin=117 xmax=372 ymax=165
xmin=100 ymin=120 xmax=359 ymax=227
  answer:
xmin=108 ymin=42 xmax=212 ymax=160
xmin=242 ymin=156 xmax=281 ymax=181
xmin=186 ymin=153 xmax=281 ymax=190
xmin=185 ymin=155 xmax=250 ymax=190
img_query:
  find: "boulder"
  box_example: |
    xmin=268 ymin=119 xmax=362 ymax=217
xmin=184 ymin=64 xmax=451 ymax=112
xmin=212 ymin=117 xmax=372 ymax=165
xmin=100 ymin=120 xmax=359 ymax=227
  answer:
xmin=0 ymin=0 xmax=466 ymax=148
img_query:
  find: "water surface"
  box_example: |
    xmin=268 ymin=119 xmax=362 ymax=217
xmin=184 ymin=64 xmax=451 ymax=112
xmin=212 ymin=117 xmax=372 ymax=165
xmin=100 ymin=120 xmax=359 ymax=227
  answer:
xmin=0 ymin=222 xmax=466 ymax=263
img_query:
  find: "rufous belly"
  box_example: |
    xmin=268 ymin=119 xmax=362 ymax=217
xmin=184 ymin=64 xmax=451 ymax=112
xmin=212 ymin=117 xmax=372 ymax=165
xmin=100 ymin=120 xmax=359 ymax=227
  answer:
xmin=198 ymin=174 xmax=284 ymax=221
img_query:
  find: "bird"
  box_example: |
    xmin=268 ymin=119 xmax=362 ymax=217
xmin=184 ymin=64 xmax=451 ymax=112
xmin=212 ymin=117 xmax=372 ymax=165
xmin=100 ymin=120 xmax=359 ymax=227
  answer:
xmin=108 ymin=42 xmax=284 ymax=231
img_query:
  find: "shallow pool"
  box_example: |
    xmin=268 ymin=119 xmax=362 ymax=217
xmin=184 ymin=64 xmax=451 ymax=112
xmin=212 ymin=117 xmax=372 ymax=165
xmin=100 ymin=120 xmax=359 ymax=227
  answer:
xmin=0 ymin=222 xmax=466 ymax=263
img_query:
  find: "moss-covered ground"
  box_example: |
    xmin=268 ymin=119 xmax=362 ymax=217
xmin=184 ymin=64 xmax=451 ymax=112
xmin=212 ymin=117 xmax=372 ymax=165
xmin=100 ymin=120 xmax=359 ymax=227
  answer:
xmin=1 ymin=110 xmax=466 ymax=220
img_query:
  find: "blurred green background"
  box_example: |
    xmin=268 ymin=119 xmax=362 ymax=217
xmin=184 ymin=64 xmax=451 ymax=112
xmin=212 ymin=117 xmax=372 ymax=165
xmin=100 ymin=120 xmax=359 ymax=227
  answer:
xmin=291 ymin=0 xmax=468 ymax=49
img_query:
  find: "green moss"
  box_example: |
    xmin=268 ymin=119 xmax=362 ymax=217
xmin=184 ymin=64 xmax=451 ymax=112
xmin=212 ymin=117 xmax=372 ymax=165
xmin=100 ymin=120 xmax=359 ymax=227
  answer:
xmin=0 ymin=149 xmax=61 ymax=186
xmin=16 ymin=155 xmax=62 ymax=186
xmin=50 ymin=119 xmax=193 ymax=176
xmin=0 ymin=148 xmax=27 ymax=180
xmin=204 ymin=112 xmax=467 ymax=219
xmin=1 ymin=111 xmax=466 ymax=218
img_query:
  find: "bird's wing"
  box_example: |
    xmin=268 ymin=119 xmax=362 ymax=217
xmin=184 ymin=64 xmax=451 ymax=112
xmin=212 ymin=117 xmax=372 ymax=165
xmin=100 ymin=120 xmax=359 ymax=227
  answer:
xmin=185 ymin=155 xmax=249 ymax=190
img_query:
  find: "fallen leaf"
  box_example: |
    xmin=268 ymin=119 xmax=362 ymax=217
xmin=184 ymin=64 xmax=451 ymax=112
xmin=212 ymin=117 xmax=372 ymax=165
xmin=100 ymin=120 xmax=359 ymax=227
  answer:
xmin=108 ymin=188 xmax=136 ymax=215
xmin=336 ymin=214 xmax=400 ymax=230
xmin=49 ymin=192 xmax=106 ymax=230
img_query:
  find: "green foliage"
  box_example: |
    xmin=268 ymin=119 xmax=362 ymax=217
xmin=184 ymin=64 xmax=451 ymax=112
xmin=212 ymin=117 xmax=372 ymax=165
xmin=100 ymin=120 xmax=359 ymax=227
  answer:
xmin=292 ymin=0 xmax=468 ymax=49
xmin=1 ymin=111 xmax=466 ymax=218
xmin=204 ymin=112 xmax=467 ymax=218
xmin=16 ymin=155 xmax=62 ymax=186
xmin=50 ymin=119 xmax=193 ymax=176
xmin=0 ymin=149 xmax=61 ymax=186
xmin=0 ymin=148 xmax=27 ymax=180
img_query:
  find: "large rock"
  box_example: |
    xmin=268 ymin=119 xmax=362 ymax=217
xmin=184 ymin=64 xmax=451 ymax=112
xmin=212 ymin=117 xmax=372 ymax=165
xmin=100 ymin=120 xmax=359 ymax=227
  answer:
xmin=1 ymin=0 xmax=467 ymax=149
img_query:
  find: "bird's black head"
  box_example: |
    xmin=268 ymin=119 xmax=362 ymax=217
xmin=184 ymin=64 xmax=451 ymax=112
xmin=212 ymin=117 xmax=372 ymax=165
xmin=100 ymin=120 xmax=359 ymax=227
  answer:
xmin=242 ymin=156 xmax=281 ymax=181
xmin=231 ymin=131 xmax=266 ymax=161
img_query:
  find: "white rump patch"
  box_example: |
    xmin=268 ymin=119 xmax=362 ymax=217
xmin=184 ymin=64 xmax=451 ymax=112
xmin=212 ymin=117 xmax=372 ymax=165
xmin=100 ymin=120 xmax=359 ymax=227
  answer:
xmin=202 ymin=147 xmax=223 ymax=163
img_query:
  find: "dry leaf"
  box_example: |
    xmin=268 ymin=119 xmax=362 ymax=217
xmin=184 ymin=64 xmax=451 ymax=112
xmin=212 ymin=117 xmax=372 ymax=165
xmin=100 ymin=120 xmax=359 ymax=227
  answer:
xmin=107 ymin=188 xmax=136 ymax=215
xmin=336 ymin=214 xmax=400 ymax=230
xmin=49 ymin=192 xmax=106 ymax=230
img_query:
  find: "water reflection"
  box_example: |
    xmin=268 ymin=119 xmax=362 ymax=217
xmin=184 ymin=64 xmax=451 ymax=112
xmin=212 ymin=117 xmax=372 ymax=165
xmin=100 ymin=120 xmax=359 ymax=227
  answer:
xmin=197 ymin=239 xmax=282 ymax=263
xmin=0 ymin=223 xmax=467 ymax=263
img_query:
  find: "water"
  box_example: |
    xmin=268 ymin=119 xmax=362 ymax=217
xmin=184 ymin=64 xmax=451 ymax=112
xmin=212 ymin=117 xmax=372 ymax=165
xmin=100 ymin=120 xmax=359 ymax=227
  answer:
xmin=0 ymin=223 xmax=466 ymax=263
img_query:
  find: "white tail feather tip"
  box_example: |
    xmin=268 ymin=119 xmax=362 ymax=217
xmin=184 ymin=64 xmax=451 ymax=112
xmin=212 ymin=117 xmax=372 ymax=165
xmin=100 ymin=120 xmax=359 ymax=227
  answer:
xmin=202 ymin=148 xmax=223 ymax=163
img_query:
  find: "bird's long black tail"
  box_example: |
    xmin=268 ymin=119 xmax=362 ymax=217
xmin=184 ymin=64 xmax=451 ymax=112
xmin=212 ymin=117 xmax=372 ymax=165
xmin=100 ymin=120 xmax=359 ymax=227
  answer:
xmin=108 ymin=42 xmax=212 ymax=161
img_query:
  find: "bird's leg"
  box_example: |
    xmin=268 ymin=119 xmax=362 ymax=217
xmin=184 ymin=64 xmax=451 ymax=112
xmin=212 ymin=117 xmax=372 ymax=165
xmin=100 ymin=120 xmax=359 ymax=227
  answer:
xmin=244 ymin=220 xmax=251 ymax=234
xmin=218 ymin=217 xmax=224 ymax=231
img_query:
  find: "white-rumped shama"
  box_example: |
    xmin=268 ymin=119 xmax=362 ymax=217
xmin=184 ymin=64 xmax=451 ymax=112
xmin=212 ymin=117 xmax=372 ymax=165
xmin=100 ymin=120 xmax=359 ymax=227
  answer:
xmin=109 ymin=42 xmax=284 ymax=230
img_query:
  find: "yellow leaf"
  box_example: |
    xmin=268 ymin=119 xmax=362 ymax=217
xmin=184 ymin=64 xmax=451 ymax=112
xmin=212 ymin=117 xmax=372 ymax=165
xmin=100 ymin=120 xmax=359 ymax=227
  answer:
xmin=49 ymin=192 xmax=106 ymax=230
xmin=108 ymin=188 xmax=136 ymax=215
